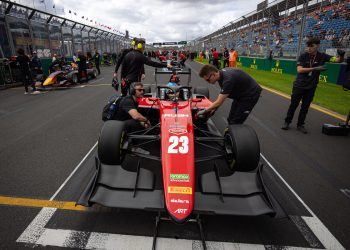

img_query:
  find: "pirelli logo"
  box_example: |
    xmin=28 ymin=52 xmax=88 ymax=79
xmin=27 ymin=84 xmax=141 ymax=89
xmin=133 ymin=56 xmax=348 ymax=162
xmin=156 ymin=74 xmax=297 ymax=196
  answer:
xmin=168 ymin=186 xmax=192 ymax=194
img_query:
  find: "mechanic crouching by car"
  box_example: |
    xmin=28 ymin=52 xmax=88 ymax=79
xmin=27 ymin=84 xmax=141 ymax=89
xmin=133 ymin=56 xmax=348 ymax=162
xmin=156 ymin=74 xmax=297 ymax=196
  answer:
xmin=113 ymin=82 xmax=151 ymax=154
xmin=198 ymin=64 xmax=262 ymax=124
xmin=115 ymin=38 xmax=171 ymax=96
xmin=114 ymin=82 xmax=151 ymax=132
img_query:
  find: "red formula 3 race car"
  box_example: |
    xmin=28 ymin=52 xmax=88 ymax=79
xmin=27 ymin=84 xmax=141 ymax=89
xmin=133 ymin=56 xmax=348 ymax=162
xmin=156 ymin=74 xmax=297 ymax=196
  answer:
xmin=78 ymin=68 xmax=284 ymax=249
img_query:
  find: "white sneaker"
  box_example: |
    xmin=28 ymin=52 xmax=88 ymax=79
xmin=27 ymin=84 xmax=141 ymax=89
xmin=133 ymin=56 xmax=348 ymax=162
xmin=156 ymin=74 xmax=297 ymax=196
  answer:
xmin=24 ymin=91 xmax=29 ymax=95
xmin=131 ymin=147 xmax=150 ymax=155
xmin=31 ymin=90 xmax=41 ymax=94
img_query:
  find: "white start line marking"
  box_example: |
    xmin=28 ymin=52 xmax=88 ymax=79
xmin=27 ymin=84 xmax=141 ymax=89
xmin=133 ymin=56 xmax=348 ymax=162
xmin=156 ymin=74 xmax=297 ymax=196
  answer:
xmin=16 ymin=144 xmax=345 ymax=249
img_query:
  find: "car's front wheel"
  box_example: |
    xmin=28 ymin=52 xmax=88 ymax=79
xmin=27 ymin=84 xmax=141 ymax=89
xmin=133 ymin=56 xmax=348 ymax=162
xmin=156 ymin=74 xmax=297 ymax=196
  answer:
xmin=224 ymin=124 xmax=260 ymax=173
xmin=98 ymin=120 xmax=127 ymax=165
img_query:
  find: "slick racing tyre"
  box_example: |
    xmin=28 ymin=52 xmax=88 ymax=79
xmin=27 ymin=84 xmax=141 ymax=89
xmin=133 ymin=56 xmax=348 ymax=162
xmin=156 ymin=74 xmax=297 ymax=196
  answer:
xmin=224 ymin=124 xmax=260 ymax=172
xmin=98 ymin=120 xmax=127 ymax=165
xmin=194 ymin=86 xmax=209 ymax=99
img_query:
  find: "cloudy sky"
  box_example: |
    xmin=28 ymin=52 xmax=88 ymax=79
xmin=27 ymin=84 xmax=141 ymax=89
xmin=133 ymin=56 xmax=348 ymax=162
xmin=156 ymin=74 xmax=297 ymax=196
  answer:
xmin=21 ymin=0 xmax=264 ymax=43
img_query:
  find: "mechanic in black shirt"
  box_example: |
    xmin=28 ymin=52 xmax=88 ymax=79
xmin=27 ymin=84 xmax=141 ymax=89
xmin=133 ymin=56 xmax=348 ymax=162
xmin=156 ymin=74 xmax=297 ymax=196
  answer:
xmin=223 ymin=48 xmax=229 ymax=68
xmin=198 ymin=64 xmax=262 ymax=124
xmin=114 ymin=82 xmax=151 ymax=132
xmin=16 ymin=48 xmax=38 ymax=94
xmin=116 ymin=38 xmax=170 ymax=96
xmin=282 ymin=37 xmax=345 ymax=133
xmin=76 ymin=51 xmax=88 ymax=83
xmin=93 ymin=51 xmax=101 ymax=75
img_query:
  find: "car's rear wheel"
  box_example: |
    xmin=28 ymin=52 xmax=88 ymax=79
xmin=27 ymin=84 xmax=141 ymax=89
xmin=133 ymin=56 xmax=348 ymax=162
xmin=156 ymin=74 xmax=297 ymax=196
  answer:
xmin=194 ymin=87 xmax=209 ymax=99
xmin=224 ymin=124 xmax=260 ymax=172
xmin=98 ymin=120 xmax=127 ymax=165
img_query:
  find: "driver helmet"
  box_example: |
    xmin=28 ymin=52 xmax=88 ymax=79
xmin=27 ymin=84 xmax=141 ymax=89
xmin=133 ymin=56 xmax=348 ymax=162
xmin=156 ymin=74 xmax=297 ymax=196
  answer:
xmin=167 ymin=82 xmax=177 ymax=87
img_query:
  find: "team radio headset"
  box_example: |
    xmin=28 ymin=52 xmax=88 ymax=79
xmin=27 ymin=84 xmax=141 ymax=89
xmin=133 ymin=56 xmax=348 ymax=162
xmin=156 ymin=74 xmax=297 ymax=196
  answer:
xmin=133 ymin=38 xmax=145 ymax=49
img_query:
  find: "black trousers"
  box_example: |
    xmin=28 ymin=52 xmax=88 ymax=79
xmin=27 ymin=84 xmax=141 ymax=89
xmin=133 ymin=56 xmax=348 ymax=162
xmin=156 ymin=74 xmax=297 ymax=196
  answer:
xmin=21 ymin=70 xmax=35 ymax=92
xmin=78 ymin=68 xmax=88 ymax=83
xmin=95 ymin=63 xmax=100 ymax=74
xmin=123 ymin=119 xmax=144 ymax=133
xmin=223 ymin=59 xmax=229 ymax=67
xmin=285 ymin=86 xmax=316 ymax=126
xmin=212 ymin=59 xmax=219 ymax=69
xmin=228 ymin=93 xmax=261 ymax=124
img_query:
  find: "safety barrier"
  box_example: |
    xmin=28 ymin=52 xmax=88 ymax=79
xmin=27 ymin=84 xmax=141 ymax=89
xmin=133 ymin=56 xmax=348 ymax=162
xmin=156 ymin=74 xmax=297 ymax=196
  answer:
xmin=236 ymin=56 xmax=345 ymax=85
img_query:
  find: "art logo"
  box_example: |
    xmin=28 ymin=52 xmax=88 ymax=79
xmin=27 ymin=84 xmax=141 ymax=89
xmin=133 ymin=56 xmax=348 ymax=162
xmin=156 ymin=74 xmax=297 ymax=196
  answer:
xmin=174 ymin=208 xmax=188 ymax=214
xmin=168 ymin=186 xmax=192 ymax=194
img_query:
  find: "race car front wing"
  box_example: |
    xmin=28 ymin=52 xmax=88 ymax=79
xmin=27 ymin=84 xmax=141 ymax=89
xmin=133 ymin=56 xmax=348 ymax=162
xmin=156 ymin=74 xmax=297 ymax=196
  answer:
xmin=77 ymin=158 xmax=285 ymax=218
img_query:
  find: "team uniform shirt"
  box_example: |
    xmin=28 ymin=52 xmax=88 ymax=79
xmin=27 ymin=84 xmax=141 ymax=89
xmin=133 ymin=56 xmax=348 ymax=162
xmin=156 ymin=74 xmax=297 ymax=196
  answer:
xmin=115 ymin=96 xmax=139 ymax=121
xmin=121 ymin=50 xmax=165 ymax=82
xmin=212 ymin=51 xmax=219 ymax=59
xmin=223 ymin=50 xmax=229 ymax=60
xmin=294 ymin=51 xmax=332 ymax=89
xmin=218 ymin=68 xmax=262 ymax=100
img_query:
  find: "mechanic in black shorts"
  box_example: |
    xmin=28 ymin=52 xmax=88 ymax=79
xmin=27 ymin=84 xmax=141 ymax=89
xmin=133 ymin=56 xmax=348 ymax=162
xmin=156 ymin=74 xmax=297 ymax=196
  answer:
xmin=281 ymin=37 xmax=345 ymax=134
xmin=198 ymin=64 xmax=262 ymax=124
xmin=114 ymin=38 xmax=171 ymax=96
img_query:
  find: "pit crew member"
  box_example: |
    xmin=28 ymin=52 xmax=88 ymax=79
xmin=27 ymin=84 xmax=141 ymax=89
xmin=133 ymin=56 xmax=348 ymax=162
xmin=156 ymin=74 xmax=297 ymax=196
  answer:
xmin=199 ymin=64 xmax=262 ymax=124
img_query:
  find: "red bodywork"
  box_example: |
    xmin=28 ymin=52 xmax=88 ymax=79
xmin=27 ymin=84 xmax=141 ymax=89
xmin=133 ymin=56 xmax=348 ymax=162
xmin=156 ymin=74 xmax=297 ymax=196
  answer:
xmin=138 ymin=96 xmax=212 ymax=222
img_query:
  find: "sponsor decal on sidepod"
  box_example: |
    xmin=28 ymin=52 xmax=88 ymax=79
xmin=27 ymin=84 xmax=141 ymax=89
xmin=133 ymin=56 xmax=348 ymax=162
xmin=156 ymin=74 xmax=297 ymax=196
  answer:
xmin=170 ymin=174 xmax=190 ymax=182
xmin=168 ymin=186 xmax=192 ymax=194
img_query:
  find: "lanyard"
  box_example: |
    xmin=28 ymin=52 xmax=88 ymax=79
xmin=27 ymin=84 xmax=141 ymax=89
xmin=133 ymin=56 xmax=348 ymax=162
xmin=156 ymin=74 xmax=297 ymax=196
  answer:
xmin=309 ymin=54 xmax=317 ymax=68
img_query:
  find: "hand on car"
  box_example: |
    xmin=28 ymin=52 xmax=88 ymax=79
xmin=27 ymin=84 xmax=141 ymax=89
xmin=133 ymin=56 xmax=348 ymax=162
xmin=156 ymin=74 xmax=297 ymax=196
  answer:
xmin=196 ymin=109 xmax=207 ymax=118
xmin=141 ymin=120 xmax=151 ymax=128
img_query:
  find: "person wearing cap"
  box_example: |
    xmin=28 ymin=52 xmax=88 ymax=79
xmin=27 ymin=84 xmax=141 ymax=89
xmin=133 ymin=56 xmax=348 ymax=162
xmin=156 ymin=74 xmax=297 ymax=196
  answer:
xmin=30 ymin=51 xmax=42 ymax=71
xmin=118 ymin=38 xmax=171 ymax=96
xmin=281 ymin=37 xmax=345 ymax=134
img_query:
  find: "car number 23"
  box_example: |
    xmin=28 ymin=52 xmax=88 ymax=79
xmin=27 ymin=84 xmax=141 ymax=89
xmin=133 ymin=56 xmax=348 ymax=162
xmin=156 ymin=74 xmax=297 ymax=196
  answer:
xmin=168 ymin=136 xmax=189 ymax=154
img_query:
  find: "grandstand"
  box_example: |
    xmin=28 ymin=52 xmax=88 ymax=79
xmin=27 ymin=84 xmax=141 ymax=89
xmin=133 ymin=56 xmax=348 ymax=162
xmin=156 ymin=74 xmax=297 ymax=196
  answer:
xmin=194 ymin=0 xmax=350 ymax=59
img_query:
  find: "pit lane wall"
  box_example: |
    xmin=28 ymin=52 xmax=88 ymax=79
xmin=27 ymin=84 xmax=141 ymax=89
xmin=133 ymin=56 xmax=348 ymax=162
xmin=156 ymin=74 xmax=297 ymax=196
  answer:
xmin=236 ymin=56 xmax=346 ymax=85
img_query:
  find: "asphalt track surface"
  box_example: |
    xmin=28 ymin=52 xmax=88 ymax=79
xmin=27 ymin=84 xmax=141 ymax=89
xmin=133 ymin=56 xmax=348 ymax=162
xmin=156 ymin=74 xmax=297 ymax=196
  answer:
xmin=0 ymin=60 xmax=349 ymax=250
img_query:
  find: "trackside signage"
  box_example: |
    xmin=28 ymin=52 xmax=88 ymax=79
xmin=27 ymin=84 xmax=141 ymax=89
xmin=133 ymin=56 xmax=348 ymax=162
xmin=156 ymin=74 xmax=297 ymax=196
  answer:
xmin=168 ymin=186 xmax=192 ymax=194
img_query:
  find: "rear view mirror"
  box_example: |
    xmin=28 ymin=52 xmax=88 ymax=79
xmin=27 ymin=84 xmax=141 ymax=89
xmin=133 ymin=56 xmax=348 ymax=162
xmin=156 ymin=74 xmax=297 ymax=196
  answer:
xmin=192 ymin=98 xmax=202 ymax=103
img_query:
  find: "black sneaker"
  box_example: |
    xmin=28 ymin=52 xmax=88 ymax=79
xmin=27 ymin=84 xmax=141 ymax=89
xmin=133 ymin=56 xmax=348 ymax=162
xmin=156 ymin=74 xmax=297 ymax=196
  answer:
xmin=297 ymin=125 xmax=308 ymax=134
xmin=281 ymin=122 xmax=290 ymax=130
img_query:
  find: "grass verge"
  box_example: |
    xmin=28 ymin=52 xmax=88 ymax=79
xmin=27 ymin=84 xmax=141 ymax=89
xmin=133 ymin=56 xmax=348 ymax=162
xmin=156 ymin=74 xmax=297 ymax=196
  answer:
xmin=194 ymin=58 xmax=349 ymax=116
